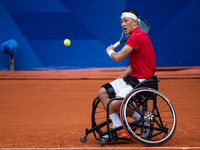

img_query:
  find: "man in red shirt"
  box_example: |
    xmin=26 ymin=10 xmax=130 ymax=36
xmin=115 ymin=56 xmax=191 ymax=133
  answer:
xmin=98 ymin=9 xmax=155 ymax=138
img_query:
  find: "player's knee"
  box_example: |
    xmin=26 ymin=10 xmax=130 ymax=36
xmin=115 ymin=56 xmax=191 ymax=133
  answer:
xmin=110 ymin=100 xmax=121 ymax=112
xmin=98 ymin=87 xmax=107 ymax=98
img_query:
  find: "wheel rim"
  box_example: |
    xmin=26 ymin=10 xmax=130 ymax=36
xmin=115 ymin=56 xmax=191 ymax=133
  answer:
xmin=121 ymin=88 xmax=176 ymax=146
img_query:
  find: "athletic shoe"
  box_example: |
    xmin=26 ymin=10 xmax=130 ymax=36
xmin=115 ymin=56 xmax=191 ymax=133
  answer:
xmin=141 ymin=122 xmax=150 ymax=139
xmin=102 ymin=126 xmax=117 ymax=140
xmin=102 ymin=132 xmax=117 ymax=142
xmin=117 ymin=129 xmax=129 ymax=138
xmin=102 ymin=127 xmax=129 ymax=140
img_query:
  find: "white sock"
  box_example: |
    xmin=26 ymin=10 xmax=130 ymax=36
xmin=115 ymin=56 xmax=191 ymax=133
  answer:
xmin=132 ymin=111 xmax=141 ymax=120
xmin=109 ymin=112 xmax=122 ymax=128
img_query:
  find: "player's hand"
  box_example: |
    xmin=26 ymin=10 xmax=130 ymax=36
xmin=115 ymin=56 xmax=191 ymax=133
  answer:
xmin=106 ymin=45 xmax=115 ymax=54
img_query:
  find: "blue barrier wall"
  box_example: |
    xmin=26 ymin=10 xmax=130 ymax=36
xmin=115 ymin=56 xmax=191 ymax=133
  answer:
xmin=0 ymin=0 xmax=199 ymax=70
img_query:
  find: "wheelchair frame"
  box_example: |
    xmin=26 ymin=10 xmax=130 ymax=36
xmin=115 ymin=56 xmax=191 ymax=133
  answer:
xmin=80 ymin=77 xmax=177 ymax=146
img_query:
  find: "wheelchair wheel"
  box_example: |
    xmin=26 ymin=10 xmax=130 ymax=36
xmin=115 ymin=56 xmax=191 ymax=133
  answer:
xmin=120 ymin=88 xmax=177 ymax=146
xmin=92 ymin=97 xmax=112 ymax=135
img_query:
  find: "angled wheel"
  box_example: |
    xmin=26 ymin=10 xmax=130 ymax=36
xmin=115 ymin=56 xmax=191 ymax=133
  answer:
xmin=120 ymin=88 xmax=177 ymax=146
xmin=92 ymin=97 xmax=112 ymax=135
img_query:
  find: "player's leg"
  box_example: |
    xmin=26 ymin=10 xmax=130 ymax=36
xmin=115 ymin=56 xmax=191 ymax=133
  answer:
xmin=98 ymin=79 xmax=129 ymax=138
xmin=98 ymin=85 xmax=122 ymax=127
xmin=98 ymin=87 xmax=111 ymax=111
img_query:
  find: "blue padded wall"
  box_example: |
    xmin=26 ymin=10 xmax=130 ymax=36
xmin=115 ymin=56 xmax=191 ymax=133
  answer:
xmin=127 ymin=0 xmax=200 ymax=67
xmin=0 ymin=0 xmax=199 ymax=70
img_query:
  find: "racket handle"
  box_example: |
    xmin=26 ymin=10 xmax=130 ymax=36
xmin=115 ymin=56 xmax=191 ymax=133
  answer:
xmin=113 ymin=41 xmax=120 ymax=48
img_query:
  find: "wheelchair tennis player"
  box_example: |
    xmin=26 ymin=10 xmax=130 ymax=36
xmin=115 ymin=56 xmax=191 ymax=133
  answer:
xmin=98 ymin=9 xmax=155 ymax=139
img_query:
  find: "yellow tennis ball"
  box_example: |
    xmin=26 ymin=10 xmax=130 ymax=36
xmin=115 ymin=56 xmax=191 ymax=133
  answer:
xmin=64 ymin=39 xmax=71 ymax=46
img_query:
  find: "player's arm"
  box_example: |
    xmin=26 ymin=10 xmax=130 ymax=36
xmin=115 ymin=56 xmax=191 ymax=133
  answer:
xmin=118 ymin=65 xmax=132 ymax=78
xmin=106 ymin=44 xmax=133 ymax=62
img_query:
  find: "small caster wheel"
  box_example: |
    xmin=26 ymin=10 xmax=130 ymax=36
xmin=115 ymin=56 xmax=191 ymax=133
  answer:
xmin=99 ymin=139 xmax=105 ymax=146
xmin=80 ymin=136 xmax=87 ymax=143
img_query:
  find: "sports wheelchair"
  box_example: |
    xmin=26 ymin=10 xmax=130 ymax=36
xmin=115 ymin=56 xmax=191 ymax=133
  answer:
xmin=80 ymin=76 xmax=177 ymax=146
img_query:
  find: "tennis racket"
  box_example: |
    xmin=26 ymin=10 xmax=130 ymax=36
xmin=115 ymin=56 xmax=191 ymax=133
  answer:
xmin=113 ymin=16 xmax=150 ymax=48
xmin=113 ymin=32 xmax=129 ymax=48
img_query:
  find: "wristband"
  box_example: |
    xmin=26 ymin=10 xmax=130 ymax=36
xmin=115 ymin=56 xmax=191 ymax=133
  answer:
xmin=108 ymin=50 xmax=115 ymax=57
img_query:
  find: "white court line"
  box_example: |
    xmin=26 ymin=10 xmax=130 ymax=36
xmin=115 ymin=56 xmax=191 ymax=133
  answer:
xmin=0 ymin=147 xmax=200 ymax=150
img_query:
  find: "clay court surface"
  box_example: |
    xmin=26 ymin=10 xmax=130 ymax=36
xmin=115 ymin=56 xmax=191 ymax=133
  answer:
xmin=0 ymin=67 xmax=200 ymax=150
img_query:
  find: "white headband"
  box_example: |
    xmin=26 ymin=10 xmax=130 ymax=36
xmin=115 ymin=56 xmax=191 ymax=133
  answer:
xmin=121 ymin=12 xmax=138 ymax=20
xmin=121 ymin=12 xmax=140 ymax=24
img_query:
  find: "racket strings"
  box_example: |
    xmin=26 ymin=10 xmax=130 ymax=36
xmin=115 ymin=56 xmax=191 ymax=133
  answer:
xmin=138 ymin=17 xmax=150 ymax=34
xmin=139 ymin=22 xmax=149 ymax=33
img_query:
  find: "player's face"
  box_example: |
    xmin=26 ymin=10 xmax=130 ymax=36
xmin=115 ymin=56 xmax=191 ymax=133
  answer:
xmin=121 ymin=17 xmax=137 ymax=35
